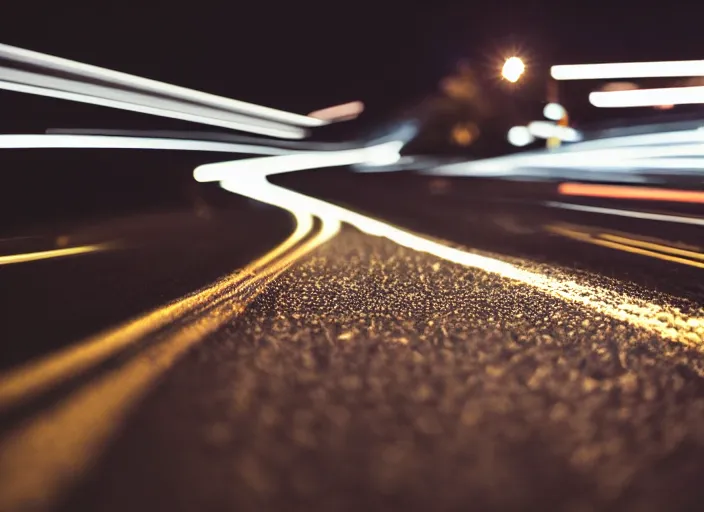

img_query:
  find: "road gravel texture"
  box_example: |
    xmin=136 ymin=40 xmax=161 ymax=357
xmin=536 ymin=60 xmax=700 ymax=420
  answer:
xmin=58 ymin=226 xmax=704 ymax=512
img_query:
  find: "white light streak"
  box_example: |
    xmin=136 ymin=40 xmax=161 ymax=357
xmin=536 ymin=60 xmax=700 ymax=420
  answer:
xmin=558 ymin=129 xmax=704 ymax=151
xmin=0 ymin=43 xmax=323 ymax=127
xmin=433 ymin=128 xmax=704 ymax=176
xmin=527 ymin=121 xmax=581 ymax=142
xmin=0 ymin=67 xmax=306 ymax=139
xmin=0 ymin=134 xmax=293 ymax=154
xmin=193 ymin=141 xmax=404 ymax=182
xmin=590 ymin=86 xmax=704 ymax=108
xmin=551 ymin=60 xmax=704 ymax=80
xmin=545 ymin=202 xmax=704 ymax=226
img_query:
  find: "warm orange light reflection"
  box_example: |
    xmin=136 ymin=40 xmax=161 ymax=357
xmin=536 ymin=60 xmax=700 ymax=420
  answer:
xmin=558 ymin=183 xmax=704 ymax=203
xmin=308 ymin=101 xmax=364 ymax=122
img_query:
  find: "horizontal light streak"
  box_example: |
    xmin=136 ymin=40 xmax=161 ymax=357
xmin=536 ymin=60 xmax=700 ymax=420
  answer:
xmin=193 ymin=140 xmax=404 ymax=182
xmin=0 ymin=244 xmax=109 ymax=265
xmin=545 ymin=201 xmax=704 ymax=226
xmin=433 ymin=129 xmax=704 ymax=176
xmin=527 ymin=121 xmax=581 ymax=141
xmin=551 ymin=60 xmax=704 ymax=80
xmin=590 ymin=86 xmax=704 ymax=108
xmin=0 ymin=134 xmax=292 ymax=155
xmin=558 ymin=183 xmax=704 ymax=203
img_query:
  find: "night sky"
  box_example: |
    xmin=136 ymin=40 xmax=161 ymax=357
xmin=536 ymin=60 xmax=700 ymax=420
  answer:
xmin=2 ymin=0 xmax=704 ymax=125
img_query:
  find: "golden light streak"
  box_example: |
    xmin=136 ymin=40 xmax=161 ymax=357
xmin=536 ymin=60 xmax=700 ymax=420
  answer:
xmin=558 ymin=182 xmax=704 ymax=204
xmin=547 ymin=224 xmax=704 ymax=271
xmin=0 ymin=212 xmax=312 ymax=413
xmin=600 ymin=233 xmax=704 ymax=262
xmin=0 ymin=213 xmax=338 ymax=512
xmin=0 ymin=244 xmax=110 ymax=266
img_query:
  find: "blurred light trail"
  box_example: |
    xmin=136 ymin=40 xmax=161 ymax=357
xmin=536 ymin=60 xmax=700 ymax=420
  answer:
xmin=0 ymin=212 xmax=338 ymax=512
xmin=551 ymin=60 xmax=704 ymax=80
xmin=432 ymin=145 xmax=703 ymax=174
xmin=0 ymin=244 xmax=109 ymax=265
xmin=308 ymin=101 xmax=364 ymax=121
xmin=0 ymin=134 xmax=293 ymax=155
xmin=546 ymin=202 xmax=704 ymax=226
xmin=43 ymin=128 xmax=378 ymax=153
xmin=558 ymin=128 xmax=704 ymax=151
xmin=193 ymin=140 xmax=404 ymax=182
xmin=501 ymin=57 xmax=525 ymax=83
xmin=527 ymin=121 xmax=581 ymax=142
xmin=547 ymin=224 xmax=704 ymax=270
xmin=590 ymin=86 xmax=704 ymax=108
xmin=0 ymin=43 xmax=323 ymax=128
xmin=432 ymin=127 xmax=704 ymax=177
xmin=0 ymin=67 xmax=306 ymax=138
xmin=601 ymin=233 xmax=704 ymax=262
xmin=558 ymin=183 xmax=704 ymax=203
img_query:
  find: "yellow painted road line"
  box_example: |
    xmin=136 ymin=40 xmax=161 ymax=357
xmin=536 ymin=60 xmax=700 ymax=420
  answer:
xmin=0 ymin=211 xmax=312 ymax=413
xmin=0 ymin=244 xmax=110 ymax=265
xmin=0 ymin=215 xmax=338 ymax=512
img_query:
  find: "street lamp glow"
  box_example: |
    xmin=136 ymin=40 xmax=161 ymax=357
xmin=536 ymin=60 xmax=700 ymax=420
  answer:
xmin=502 ymin=57 xmax=525 ymax=83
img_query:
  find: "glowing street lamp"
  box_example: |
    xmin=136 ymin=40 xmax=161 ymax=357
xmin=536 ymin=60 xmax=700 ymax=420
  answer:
xmin=502 ymin=57 xmax=525 ymax=83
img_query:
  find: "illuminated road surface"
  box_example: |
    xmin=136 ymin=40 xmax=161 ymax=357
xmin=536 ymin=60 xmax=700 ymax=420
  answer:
xmin=0 ymin=171 xmax=702 ymax=512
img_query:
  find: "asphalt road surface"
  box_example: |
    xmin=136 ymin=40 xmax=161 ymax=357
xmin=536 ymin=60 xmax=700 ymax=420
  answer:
xmin=1 ymin=165 xmax=703 ymax=512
